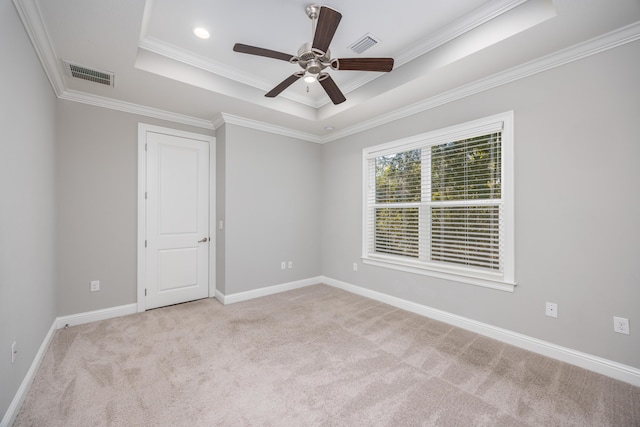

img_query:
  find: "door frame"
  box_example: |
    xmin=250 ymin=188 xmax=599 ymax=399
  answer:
xmin=137 ymin=123 xmax=216 ymax=312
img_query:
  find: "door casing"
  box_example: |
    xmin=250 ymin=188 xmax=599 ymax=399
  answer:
xmin=137 ymin=123 xmax=216 ymax=312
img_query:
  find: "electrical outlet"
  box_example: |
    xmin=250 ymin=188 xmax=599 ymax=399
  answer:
xmin=288 ymin=261 xmax=293 ymax=269
xmin=613 ymin=317 xmax=630 ymax=335
xmin=11 ymin=342 xmax=17 ymax=364
xmin=545 ymin=302 xmax=558 ymax=318
xmin=353 ymin=262 xmax=358 ymax=272
xmin=280 ymin=261 xmax=286 ymax=270
xmin=90 ymin=280 xmax=100 ymax=292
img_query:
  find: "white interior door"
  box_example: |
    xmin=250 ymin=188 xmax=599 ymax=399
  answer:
xmin=144 ymin=130 xmax=210 ymax=310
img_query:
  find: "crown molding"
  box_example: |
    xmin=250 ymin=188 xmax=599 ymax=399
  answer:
xmin=60 ymin=90 xmax=214 ymax=130
xmin=12 ymin=0 xmax=65 ymax=96
xmin=321 ymin=20 xmax=640 ymax=143
xmin=211 ymin=114 xmax=225 ymax=130
xmin=139 ymin=36 xmax=269 ymax=90
xmin=136 ymin=0 xmax=529 ymax=111
xmin=13 ymin=0 xmax=639 ymax=144
xmin=214 ymin=113 xmax=323 ymax=143
xmin=394 ymin=0 xmax=529 ymax=68
xmin=215 ymin=20 xmax=640 ymax=143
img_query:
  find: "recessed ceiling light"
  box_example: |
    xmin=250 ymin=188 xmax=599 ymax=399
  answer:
xmin=193 ymin=27 xmax=210 ymax=39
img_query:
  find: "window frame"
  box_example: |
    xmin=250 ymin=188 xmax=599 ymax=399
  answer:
xmin=362 ymin=111 xmax=515 ymax=292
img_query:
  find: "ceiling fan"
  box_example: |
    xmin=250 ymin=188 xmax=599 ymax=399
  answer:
xmin=233 ymin=4 xmax=394 ymax=105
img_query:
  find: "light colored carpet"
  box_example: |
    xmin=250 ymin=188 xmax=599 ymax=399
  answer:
xmin=14 ymin=284 xmax=640 ymax=426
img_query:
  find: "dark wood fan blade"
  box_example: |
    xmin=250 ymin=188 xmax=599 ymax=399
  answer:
xmin=265 ymin=74 xmax=302 ymax=98
xmin=233 ymin=43 xmax=294 ymax=62
xmin=333 ymin=58 xmax=394 ymax=72
xmin=319 ymin=75 xmax=346 ymax=105
xmin=312 ymin=6 xmax=342 ymax=54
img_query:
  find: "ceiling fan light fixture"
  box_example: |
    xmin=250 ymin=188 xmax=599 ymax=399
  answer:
xmin=303 ymin=72 xmax=317 ymax=83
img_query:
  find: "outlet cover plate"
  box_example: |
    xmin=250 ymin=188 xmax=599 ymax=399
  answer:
xmin=90 ymin=280 xmax=100 ymax=292
xmin=613 ymin=317 xmax=630 ymax=334
xmin=545 ymin=302 xmax=558 ymax=318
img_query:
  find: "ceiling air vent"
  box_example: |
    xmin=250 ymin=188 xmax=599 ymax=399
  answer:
xmin=348 ymin=33 xmax=380 ymax=54
xmin=63 ymin=60 xmax=115 ymax=87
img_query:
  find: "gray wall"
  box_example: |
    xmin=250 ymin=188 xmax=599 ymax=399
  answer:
xmin=321 ymin=41 xmax=640 ymax=369
xmin=56 ymin=101 xmax=213 ymax=315
xmin=56 ymin=105 xmax=323 ymax=311
xmin=220 ymin=124 xmax=323 ymax=295
xmin=0 ymin=2 xmax=58 ymax=420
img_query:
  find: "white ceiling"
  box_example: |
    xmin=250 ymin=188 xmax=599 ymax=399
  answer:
xmin=14 ymin=0 xmax=640 ymax=139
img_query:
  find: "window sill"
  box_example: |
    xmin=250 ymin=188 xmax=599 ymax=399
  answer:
xmin=362 ymin=256 xmax=516 ymax=292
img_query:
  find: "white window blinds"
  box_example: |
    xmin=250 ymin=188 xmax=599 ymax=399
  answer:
xmin=427 ymin=132 xmax=502 ymax=271
xmin=363 ymin=113 xmax=514 ymax=289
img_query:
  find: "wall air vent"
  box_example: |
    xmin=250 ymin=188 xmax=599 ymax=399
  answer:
xmin=348 ymin=33 xmax=380 ymax=54
xmin=63 ymin=60 xmax=115 ymax=87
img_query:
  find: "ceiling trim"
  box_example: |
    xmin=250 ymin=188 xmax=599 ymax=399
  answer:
xmin=319 ymin=19 xmax=640 ymax=143
xmin=13 ymin=0 xmax=639 ymax=143
xmin=82 ymin=18 xmax=640 ymax=142
xmin=212 ymin=113 xmax=323 ymax=143
xmin=310 ymin=0 xmax=532 ymax=107
xmin=138 ymin=37 xmax=268 ymax=90
xmin=12 ymin=0 xmax=65 ymax=96
xmin=393 ymin=0 xmax=529 ymax=68
xmin=136 ymin=0 xmax=530 ymax=111
xmin=60 ymin=89 xmax=214 ymax=130
xmin=214 ymin=20 xmax=640 ymax=143
xmin=310 ymin=0 xmax=529 ymax=108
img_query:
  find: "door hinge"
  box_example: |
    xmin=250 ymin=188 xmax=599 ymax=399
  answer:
xmin=145 ymin=288 xmax=147 ymax=296
xmin=145 ymin=240 xmax=147 ymax=248
xmin=145 ymin=191 xmax=147 ymax=200
xmin=145 ymin=143 xmax=148 ymax=151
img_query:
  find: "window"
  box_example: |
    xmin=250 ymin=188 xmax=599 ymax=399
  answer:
xmin=363 ymin=112 xmax=515 ymax=291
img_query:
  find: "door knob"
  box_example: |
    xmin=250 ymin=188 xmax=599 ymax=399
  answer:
xmin=198 ymin=237 xmax=209 ymax=243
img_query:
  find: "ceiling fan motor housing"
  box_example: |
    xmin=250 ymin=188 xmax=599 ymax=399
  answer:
xmin=295 ymin=42 xmax=330 ymax=75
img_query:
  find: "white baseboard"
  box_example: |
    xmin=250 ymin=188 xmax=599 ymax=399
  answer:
xmin=0 ymin=320 xmax=57 ymax=427
xmin=217 ymin=276 xmax=321 ymax=305
xmin=320 ymin=276 xmax=640 ymax=387
xmin=214 ymin=289 xmax=225 ymax=304
xmin=55 ymin=303 xmax=138 ymax=329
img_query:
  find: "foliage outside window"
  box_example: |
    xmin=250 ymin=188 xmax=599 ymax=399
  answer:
xmin=363 ymin=112 xmax=515 ymax=291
